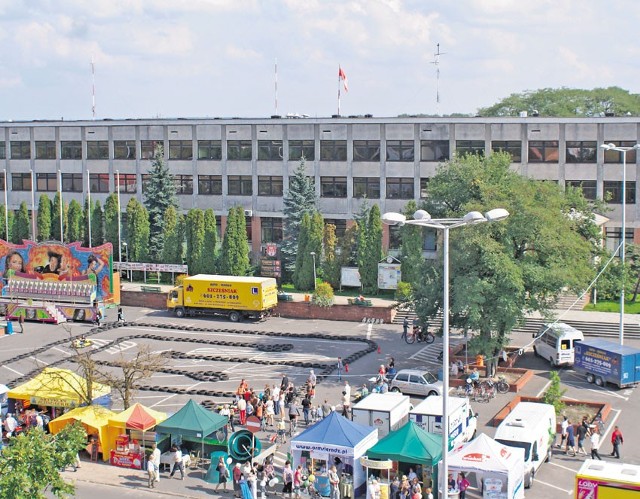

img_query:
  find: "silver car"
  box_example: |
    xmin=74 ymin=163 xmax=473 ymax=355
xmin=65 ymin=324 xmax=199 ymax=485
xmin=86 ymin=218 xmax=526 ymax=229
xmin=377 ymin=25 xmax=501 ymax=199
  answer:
xmin=390 ymin=369 xmax=443 ymax=397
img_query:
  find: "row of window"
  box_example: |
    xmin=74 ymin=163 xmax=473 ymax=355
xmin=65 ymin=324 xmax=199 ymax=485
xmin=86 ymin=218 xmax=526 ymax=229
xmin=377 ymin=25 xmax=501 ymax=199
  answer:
xmin=4 ymin=172 xmax=635 ymax=203
xmin=1 ymin=140 xmax=635 ymax=163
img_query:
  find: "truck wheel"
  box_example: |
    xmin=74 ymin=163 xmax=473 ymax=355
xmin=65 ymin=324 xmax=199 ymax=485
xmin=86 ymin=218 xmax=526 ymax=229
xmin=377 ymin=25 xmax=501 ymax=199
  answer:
xmin=586 ymin=373 xmax=595 ymax=384
xmin=428 ymin=390 xmax=438 ymax=397
xmin=229 ymin=311 xmax=241 ymax=322
xmin=175 ymin=308 xmax=185 ymax=318
xmin=595 ymin=376 xmax=604 ymax=387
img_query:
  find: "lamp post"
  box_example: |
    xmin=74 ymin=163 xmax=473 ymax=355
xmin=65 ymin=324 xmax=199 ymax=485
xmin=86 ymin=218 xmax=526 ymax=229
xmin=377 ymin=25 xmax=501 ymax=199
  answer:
xmin=123 ymin=241 xmax=130 ymax=280
xmin=3 ymin=168 xmax=8 ymax=241
xmin=382 ymin=207 xmax=509 ymax=496
xmin=600 ymin=143 xmax=640 ymax=346
xmin=116 ymin=169 xmax=122 ymax=264
xmin=310 ymin=251 xmax=317 ymax=290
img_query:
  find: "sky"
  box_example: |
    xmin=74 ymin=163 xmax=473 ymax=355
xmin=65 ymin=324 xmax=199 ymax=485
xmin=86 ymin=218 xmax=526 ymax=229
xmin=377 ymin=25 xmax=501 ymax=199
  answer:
xmin=1 ymin=0 xmax=639 ymax=121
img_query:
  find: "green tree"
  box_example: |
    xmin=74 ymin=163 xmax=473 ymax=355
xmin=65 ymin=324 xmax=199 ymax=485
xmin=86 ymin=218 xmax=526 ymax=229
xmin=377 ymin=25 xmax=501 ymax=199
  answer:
xmin=322 ymin=224 xmax=340 ymax=288
xmin=162 ymin=205 xmax=184 ymax=265
xmin=36 ymin=195 xmax=52 ymax=242
xmin=361 ymin=204 xmax=382 ymax=294
xmin=199 ymin=209 xmax=218 ymax=273
xmin=66 ymin=199 xmax=84 ymax=243
xmin=185 ymin=208 xmax=205 ymax=274
xmin=0 ymin=422 xmax=87 ymax=498
xmin=413 ymin=152 xmax=597 ymax=353
xmin=293 ymin=213 xmax=313 ymax=290
xmin=0 ymin=206 xmax=14 ymax=241
xmin=220 ymin=206 xmax=251 ymax=276
xmin=82 ymin=197 xmax=92 ymax=246
xmin=91 ymin=200 xmax=104 ymax=247
xmin=478 ymin=86 xmax=640 ymax=117
xmin=143 ymin=144 xmax=178 ymax=262
xmin=12 ymin=201 xmax=30 ymax=244
xmin=355 ymin=200 xmax=371 ymax=271
xmin=104 ymin=193 xmax=120 ymax=256
xmin=126 ymin=198 xmax=150 ymax=264
xmin=312 ymin=281 xmax=335 ymax=307
xmin=400 ymin=200 xmax=424 ymax=285
xmin=542 ymin=371 xmax=567 ymax=415
xmin=50 ymin=193 xmax=67 ymax=243
xmin=282 ymin=159 xmax=317 ymax=279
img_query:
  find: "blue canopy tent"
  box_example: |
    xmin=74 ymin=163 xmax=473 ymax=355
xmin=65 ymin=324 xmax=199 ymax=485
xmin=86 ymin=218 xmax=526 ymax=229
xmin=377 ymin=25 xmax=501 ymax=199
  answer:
xmin=291 ymin=412 xmax=378 ymax=496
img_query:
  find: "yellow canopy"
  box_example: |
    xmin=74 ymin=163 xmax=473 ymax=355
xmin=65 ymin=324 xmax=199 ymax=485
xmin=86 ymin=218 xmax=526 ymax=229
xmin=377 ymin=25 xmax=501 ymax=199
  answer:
xmin=49 ymin=405 xmax=117 ymax=461
xmin=7 ymin=367 xmax=111 ymax=408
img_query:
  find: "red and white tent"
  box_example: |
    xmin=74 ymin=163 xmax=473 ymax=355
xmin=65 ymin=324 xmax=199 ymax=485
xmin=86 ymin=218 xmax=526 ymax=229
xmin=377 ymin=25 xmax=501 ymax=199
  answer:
xmin=443 ymin=433 xmax=525 ymax=499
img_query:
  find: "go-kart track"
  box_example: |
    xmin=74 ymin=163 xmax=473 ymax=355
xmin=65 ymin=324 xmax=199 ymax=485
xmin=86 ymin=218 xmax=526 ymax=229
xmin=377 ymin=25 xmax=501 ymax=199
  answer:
xmin=0 ymin=318 xmax=376 ymax=412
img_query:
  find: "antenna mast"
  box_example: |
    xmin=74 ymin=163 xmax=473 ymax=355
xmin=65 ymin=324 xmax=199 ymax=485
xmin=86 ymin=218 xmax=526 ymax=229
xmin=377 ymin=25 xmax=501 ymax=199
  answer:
xmin=274 ymin=58 xmax=278 ymax=116
xmin=91 ymin=56 xmax=96 ymax=119
xmin=431 ymin=43 xmax=446 ymax=115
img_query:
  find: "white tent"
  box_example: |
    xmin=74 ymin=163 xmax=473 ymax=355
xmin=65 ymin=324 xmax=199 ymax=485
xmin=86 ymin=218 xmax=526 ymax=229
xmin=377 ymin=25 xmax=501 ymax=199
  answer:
xmin=0 ymin=384 xmax=9 ymax=417
xmin=443 ymin=433 xmax=525 ymax=499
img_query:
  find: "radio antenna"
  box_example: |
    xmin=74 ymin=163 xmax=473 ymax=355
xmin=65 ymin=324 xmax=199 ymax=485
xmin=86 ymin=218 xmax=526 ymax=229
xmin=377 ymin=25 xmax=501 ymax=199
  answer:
xmin=431 ymin=43 xmax=446 ymax=115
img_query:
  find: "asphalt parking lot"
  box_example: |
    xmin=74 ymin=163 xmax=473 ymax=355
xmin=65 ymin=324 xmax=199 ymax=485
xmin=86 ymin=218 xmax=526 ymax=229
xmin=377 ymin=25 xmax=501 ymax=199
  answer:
xmin=3 ymin=306 xmax=639 ymax=499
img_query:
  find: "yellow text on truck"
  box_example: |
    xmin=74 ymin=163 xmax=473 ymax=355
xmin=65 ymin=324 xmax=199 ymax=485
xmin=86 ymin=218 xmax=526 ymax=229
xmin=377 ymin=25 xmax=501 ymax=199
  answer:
xmin=167 ymin=274 xmax=278 ymax=322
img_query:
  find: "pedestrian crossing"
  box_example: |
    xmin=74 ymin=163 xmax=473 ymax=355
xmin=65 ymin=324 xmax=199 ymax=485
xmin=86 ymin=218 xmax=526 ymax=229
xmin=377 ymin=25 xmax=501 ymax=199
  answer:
xmin=90 ymin=338 xmax=138 ymax=355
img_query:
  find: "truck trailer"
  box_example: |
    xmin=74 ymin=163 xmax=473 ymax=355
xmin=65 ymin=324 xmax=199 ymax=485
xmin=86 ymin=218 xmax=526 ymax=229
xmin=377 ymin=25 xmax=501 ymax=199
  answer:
xmin=167 ymin=274 xmax=278 ymax=322
xmin=351 ymin=393 xmax=411 ymax=438
xmin=409 ymin=396 xmax=477 ymax=450
xmin=573 ymin=338 xmax=640 ymax=388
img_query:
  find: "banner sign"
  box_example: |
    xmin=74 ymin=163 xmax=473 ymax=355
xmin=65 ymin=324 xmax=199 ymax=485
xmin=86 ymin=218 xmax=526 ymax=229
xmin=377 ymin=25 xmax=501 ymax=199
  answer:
xmin=114 ymin=262 xmax=188 ymax=273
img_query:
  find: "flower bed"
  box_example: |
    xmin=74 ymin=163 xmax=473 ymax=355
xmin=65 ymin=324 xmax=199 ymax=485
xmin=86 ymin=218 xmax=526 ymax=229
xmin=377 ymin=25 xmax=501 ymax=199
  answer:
xmin=449 ymin=367 xmax=533 ymax=393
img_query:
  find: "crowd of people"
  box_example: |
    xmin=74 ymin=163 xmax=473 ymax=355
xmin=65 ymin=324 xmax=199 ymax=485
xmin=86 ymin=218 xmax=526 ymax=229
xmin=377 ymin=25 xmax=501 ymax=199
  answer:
xmin=557 ymin=415 xmax=624 ymax=460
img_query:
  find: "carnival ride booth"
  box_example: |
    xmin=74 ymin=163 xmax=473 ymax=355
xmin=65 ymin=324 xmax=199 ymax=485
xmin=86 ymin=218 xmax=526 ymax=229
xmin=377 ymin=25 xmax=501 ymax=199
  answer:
xmin=365 ymin=421 xmax=442 ymax=499
xmin=48 ymin=405 xmax=117 ymax=462
xmin=155 ymin=399 xmax=228 ymax=476
xmin=6 ymin=367 xmax=111 ymax=420
xmin=106 ymin=403 xmax=168 ymax=470
xmin=444 ymin=434 xmax=525 ymax=499
xmin=291 ymin=412 xmax=378 ymax=498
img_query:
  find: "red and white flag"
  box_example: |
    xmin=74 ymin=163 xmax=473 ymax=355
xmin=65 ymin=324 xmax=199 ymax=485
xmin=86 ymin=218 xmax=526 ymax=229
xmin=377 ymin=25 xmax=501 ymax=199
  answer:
xmin=339 ymin=66 xmax=348 ymax=92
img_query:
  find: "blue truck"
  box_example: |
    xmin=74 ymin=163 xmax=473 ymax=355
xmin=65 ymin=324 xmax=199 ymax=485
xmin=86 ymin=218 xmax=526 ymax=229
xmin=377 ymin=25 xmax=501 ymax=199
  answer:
xmin=573 ymin=338 xmax=640 ymax=388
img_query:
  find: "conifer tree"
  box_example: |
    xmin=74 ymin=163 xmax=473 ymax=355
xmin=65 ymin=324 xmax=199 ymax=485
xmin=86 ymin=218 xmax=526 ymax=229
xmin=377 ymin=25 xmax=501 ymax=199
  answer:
xmin=0 ymin=206 xmax=14 ymax=241
xmin=104 ymin=193 xmax=120 ymax=255
xmin=12 ymin=202 xmax=30 ymax=244
xmin=282 ymin=159 xmax=317 ymax=280
xmin=126 ymin=198 xmax=150 ymax=263
xmin=220 ymin=206 xmax=250 ymax=276
xmin=66 ymin=199 xmax=84 ymax=243
xmin=185 ymin=208 xmax=205 ymax=274
xmin=200 ymin=208 xmax=218 ymax=273
xmin=162 ymin=205 xmax=184 ymax=265
xmin=92 ymin=200 xmax=104 ymax=246
xmin=293 ymin=213 xmax=313 ymax=290
xmin=36 ymin=194 xmax=52 ymax=242
xmin=143 ymin=144 xmax=178 ymax=262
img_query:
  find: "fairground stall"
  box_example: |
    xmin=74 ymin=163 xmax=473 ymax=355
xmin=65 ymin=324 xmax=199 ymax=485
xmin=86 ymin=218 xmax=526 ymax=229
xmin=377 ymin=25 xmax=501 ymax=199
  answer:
xmin=444 ymin=433 xmax=525 ymax=499
xmin=6 ymin=367 xmax=111 ymax=420
xmin=291 ymin=412 xmax=378 ymax=498
xmin=365 ymin=421 xmax=442 ymax=498
xmin=106 ymin=403 xmax=167 ymax=470
xmin=48 ymin=405 xmax=117 ymax=462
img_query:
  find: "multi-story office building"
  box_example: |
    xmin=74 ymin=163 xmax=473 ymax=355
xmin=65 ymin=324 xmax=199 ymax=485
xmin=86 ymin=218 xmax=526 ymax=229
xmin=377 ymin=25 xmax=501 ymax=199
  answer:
xmin=0 ymin=116 xmax=637 ymax=258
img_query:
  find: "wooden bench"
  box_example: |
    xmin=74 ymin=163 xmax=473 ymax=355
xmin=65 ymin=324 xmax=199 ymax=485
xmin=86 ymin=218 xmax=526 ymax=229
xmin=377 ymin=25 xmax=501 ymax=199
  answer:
xmin=140 ymin=285 xmax=162 ymax=293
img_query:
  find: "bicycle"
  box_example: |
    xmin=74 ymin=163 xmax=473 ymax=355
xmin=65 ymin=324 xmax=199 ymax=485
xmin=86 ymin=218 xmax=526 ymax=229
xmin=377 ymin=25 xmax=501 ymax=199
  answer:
xmin=494 ymin=375 xmax=510 ymax=394
xmin=405 ymin=326 xmax=435 ymax=345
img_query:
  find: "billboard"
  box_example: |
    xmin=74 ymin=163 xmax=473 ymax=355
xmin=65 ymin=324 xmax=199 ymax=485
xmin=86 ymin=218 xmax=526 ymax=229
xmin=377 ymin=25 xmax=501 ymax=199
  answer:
xmin=0 ymin=240 xmax=114 ymax=303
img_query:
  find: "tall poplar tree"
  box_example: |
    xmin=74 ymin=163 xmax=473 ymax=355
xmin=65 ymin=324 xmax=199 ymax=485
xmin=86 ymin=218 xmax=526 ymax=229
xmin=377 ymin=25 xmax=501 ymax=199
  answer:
xmin=322 ymin=224 xmax=340 ymax=288
xmin=220 ymin=206 xmax=250 ymax=276
xmin=50 ymin=192 xmax=67 ymax=243
xmin=199 ymin=208 xmax=218 ymax=273
xmin=91 ymin=200 xmax=104 ymax=247
xmin=126 ymin=198 xmax=150 ymax=263
xmin=143 ymin=144 xmax=178 ymax=262
xmin=162 ymin=205 xmax=184 ymax=268
xmin=282 ymin=159 xmax=317 ymax=280
xmin=37 ymin=194 xmax=52 ymax=242
xmin=293 ymin=213 xmax=314 ymax=290
xmin=82 ymin=197 xmax=92 ymax=247
xmin=361 ymin=204 xmax=383 ymax=294
xmin=66 ymin=200 xmax=84 ymax=243
xmin=185 ymin=208 xmax=205 ymax=274
xmin=400 ymin=200 xmax=424 ymax=285
xmin=12 ymin=202 xmax=30 ymax=244
xmin=0 ymin=206 xmax=14 ymax=241
xmin=104 ymin=193 xmax=120 ymax=255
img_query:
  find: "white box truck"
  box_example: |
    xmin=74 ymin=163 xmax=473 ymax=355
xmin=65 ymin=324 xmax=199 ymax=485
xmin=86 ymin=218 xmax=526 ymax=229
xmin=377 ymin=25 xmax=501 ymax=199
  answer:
xmin=409 ymin=396 xmax=477 ymax=450
xmin=494 ymin=402 xmax=555 ymax=489
xmin=351 ymin=393 xmax=411 ymax=438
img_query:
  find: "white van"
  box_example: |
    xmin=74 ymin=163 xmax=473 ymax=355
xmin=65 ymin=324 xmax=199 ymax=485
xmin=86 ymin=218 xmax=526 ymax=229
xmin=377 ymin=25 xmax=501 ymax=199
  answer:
xmin=533 ymin=322 xmax=584 ymax=366
xmin=494 ymin=402 xmax=555 ymax=488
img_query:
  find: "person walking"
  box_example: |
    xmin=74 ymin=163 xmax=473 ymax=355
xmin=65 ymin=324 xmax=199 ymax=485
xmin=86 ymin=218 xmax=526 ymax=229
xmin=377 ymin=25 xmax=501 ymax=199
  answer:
xmin=341 ymin=390 xmax=351 ymax=418
xmin=169 ymin=445 xmax=185 ymax=480
xmin=565 ymin=421 xmax=576 ymax=456
xmin=233 ymin=463 xmax=243 ymax=498
xmin=611 ymin=425 xmax=624 ymax=458
xmin=457 ymin=472 xmax=470 ymax=499
xmin=329 ymin=465 xmax=340 ymax=499
xmin=558 ymin=415 xmax=568 ymax=448
xmin=216 ymin=456 xmax=229 ymax=493
xmin=301 ymin=395 xmax=311 ymax=425
xmin=237 ymin=397 xmax=247 ymax=426
xmin=590 ymin=428 xmax=602 ymax=460
xmin=148 ymin=442 xmax=161 ymax=488
xmin=282 ymin=461 xmax=293 ymax=497
xmin=576 ymin=419 xmax=589 ymax=455
xmin=337 ymin=357 xmax=343 ymax=381
xmin=402 ymin=317 xmax=409 ymax=340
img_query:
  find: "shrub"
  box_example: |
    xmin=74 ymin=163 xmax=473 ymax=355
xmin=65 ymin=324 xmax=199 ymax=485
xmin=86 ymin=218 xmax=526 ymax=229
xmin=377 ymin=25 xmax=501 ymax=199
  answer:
xmin=175 ymin=274 xmax=188 ymax=286
xmin=542 ymin=371 xmax=567 ymax=415
xmin=312 ymin=281 xmax=335 ymax=307
xmin=395 ymin=281 xmax=413 ymax=302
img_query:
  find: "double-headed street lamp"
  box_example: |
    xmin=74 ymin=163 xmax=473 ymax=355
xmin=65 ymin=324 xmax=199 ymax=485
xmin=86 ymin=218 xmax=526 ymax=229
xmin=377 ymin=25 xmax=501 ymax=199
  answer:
xmin=600 ymin=143 xmax=640 ymax=346
xmin=382 ymin=207 xmax=509 ymax=495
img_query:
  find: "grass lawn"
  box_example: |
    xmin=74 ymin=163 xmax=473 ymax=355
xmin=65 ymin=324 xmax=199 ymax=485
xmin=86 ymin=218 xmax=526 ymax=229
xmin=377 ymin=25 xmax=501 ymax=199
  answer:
xmin=584 ymin=300 xmax=640 ymax=313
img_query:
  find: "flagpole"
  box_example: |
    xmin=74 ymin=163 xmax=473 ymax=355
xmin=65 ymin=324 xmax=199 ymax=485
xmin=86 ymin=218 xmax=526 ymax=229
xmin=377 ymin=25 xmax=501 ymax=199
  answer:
xmin=337 ymin=65 xmax=341 ymax=116
xmin=87 ymin=169 xmax=92 ymax=248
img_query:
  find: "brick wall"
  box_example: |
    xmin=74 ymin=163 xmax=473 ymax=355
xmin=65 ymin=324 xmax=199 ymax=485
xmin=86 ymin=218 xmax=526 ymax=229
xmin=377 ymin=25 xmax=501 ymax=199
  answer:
xmin=121 ymin=290 xmax=167 ymax=309
xmin=274 ymin=301 xmax=396 ymax=323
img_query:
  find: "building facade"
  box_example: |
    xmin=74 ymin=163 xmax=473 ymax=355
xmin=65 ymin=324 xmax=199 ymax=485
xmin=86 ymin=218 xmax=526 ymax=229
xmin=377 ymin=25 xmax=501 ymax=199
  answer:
xmin=0 ymin=116 xmax=638 ymax=257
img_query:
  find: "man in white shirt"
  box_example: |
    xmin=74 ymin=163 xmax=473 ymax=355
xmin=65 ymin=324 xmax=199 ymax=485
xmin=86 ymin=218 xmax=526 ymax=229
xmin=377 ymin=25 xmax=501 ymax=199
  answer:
xmin=3 ymin=413 xmax=17 ymax=437
xmin=148 ymin=442 xmax=161 ymax=486
xmin=343 ymin=381 xmax=351 ymax=399
xmin=169 ymin=445 xmax=185 ymax=480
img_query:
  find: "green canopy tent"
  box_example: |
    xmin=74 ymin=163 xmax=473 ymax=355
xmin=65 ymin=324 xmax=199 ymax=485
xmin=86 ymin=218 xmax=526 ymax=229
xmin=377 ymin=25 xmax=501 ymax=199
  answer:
xmin=155 ymin=399 xmax=228 ymax=475
xmin=365 ymin=421 xmax=443 ymax=488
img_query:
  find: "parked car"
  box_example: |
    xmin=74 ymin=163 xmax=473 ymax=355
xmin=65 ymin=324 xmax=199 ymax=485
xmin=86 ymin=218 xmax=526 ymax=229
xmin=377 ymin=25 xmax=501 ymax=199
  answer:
xmin=390 ymin=369 xmax=442 ymax=397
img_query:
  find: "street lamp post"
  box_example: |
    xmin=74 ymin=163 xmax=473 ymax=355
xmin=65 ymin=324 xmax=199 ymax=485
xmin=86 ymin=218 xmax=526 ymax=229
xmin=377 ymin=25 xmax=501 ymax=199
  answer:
xmin=382 ymin=208 xmax=509 ymax=496
xmin=310 ymin=251 xmax=317 ymax=290
xmin=123 ymin=242 xmax=130 ymax=280
xmin=600 ymin=143 xmax=640 ymax=346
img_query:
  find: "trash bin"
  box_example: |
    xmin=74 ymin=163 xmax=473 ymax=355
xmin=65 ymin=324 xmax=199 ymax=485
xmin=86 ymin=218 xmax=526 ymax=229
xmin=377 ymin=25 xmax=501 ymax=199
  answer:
xmin=5 ymin=322 xmax=13 ymax=335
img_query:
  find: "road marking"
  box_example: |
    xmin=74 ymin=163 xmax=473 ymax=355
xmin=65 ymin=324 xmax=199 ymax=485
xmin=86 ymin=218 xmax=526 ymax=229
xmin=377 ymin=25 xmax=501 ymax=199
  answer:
xmin=52 ymin=346 xmax=68 ymax=355
xmin=601 ymin=408 xmax=621 ymax=442
xmin=149 ymin=381 xmax=202 ymax=408
xmin=29 ymin=356 xmax=49 ymax=365
xmin=91 ymin=338 xmax=138 ymax=355
xmin=534 ymin=478 xmax=572 ymax=494
xmin=366 ymin=323 xmax=372 ymax=340
xmin=550 ymin=461 xmax=579 ymax=473
xmin=2 ymin=365 xmax=23 ymax=376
